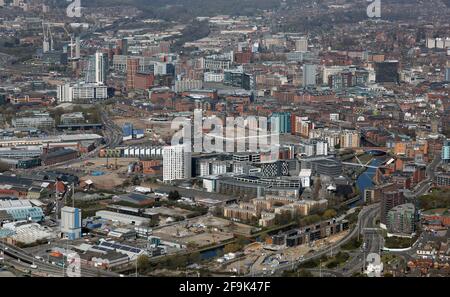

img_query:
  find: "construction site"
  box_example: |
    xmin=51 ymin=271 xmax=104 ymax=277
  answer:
xmin=153 ymin=216 xmax=255 ymax=249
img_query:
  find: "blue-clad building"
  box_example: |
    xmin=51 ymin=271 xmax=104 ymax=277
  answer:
xmin=445 ymin=67 xmax=450 ymax=82
xmin=0 ymin=200 xmax=44 ymax=223
xmin=6 ymin=207 xmax=45 ymax=222
xmin=61 ymin=206 xmax=82 ymax=240
xmin=269 ymin=112 xmax=291 ymax=134
xmin=123 ymin=123 xmax=134 ymax=141
xmin=123 ymin=123 xmax=145 ymax=141
xmin=442 ymin=139 xmax=450 ymax=164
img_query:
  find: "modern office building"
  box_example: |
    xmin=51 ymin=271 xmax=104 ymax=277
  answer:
xmin=302 ymin=64 xmax=317 ymax=86
xmin=445 ymin=67 xmax=450 ymax=82
xmin=117 ymin=38 xmax=128 ymax=55
xmin=299 ymin=139 xmax=328 ymax=156
xmin=204 ymin=72 xmax=224 ymax=82
xmin=113 ymin=55 xmax=155 ymax=73
xmin=162 ymin=145 xmax=192 ymax=182
xmin=198 ymin=159 xmax=228 ymax=176
xmin=375 ymin=60 xmax=399 ymax=83
xmin=387 ymin=203 xmax=416 ymax=236
xmin=442 ymin=139 xmax=450 ymax=164
xmin=270 ymin=112 xmax=291 ymax=134
xmin=94 ymin=52 xmax=108 ymax=84
xmin=57 ymin=83 xmax=109 ymax=103
xmin=201 ymin=57 xmax=231 ymax=71
xmin=60 ymin=206 xmax=82 ymax=240
xmin=12 ymin=117 xmax=55 ymax=129
xmin=380 ymin=190 xmax=405 ymax=228
xmin=259 ymin=160 xmax=290 ymax=177
xmin=60 ymin=112 xmax=85 ymax=125
xmin=121 ymin=123 xmax=144 ymax=141
xmin=300 ymin=156 xmax=343 ymax=178
xmin=122 ymin=123 xmax=134 ymax=141
xmin=224 ymin=69 xmax=251 ymax=90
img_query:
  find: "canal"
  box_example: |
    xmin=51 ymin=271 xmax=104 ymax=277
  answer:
xmin=200 ymin=247 xmax=224 ymax=260
xmin=355 ymin=157 xmax=383 ymax=204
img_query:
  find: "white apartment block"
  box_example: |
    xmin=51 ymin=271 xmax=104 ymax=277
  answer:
xmin=204 ymin=72 xmax=224 ymax=82
xmin=57 ymin=83 xmax=108 ymax=103
xmin=199 ymin=159 xmax=227 ymax=176
xmin=201 ymin=57 xmax=231 ymax=70
xmin=163 ymin=145 xmax=192 ymax=182
xmin=173 ymin=79 xmax=203 ymax=93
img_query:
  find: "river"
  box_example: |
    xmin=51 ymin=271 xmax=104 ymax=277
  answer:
xmin=355 ymin=158 xmax=383 ymax=204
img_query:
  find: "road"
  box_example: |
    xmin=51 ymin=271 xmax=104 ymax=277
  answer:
xmin=100 ymin=106 xmax=123 ymax=149
xmin=406 ymin=154 xmax=441 ymax=198
xmin=250 ymin=203 xmax=380 ymax=276
xmin=338 ymin=153 xmax=442 ymax=276
xmin=386 ymin=229 xmax=439 ymax=265
xmin=0 ymin=108 xmax=125 ymax=277
xmin=0 ymin=240 xmax=119 ymax=277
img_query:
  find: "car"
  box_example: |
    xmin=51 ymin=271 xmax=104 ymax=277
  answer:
xmin=30 ymin=264 xmax=38 ymax=269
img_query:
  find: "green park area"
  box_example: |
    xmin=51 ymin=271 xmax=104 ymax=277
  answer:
xmin=418 ymin=189 xmax=450 ymax=210
xmin=384 ymin=235 xmax=418 ymax=249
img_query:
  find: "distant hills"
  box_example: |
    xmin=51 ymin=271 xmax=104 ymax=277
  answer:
xmin=63 ymin=0 xmax=450 ymax=22
xmin=83 ymin=0 xmax=281 ymax=21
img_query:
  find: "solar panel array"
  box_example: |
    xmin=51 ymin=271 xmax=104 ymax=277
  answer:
xmin=98 ymin=241 xmax=142 ymax=254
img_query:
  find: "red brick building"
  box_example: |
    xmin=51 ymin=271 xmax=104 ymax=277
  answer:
xmin=134 ymin=73 xmax=155 ymax=90
xmin=126 ymin=58 xmax=139 ymax=90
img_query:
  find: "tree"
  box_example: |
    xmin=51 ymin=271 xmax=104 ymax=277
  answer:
xmin=298 ymin=214 xmax=321 ymax=227
xmin=171 ymin=254 xmax=188 ymax=268
xmin=0 ymin=161 xmax=11 ymax=173
xmin=274 ymin=212 xmax=292 ymax=225
xmin=168 ymin=190 xmax=181 ymax=201
xmin=137 ymin=254 xmax=150 ymax=273
xmin=131 ymin=175 xmax=141 ymax=186
xmin=260 ymin=232 xmax=269 ymax=242
xmin=224 ymin=243 xmax=240 ymax=254
xmin=189 ymin=251 xmax=201 ymax=264
xmin=322 ymin=209 xmax=337 ymax=220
